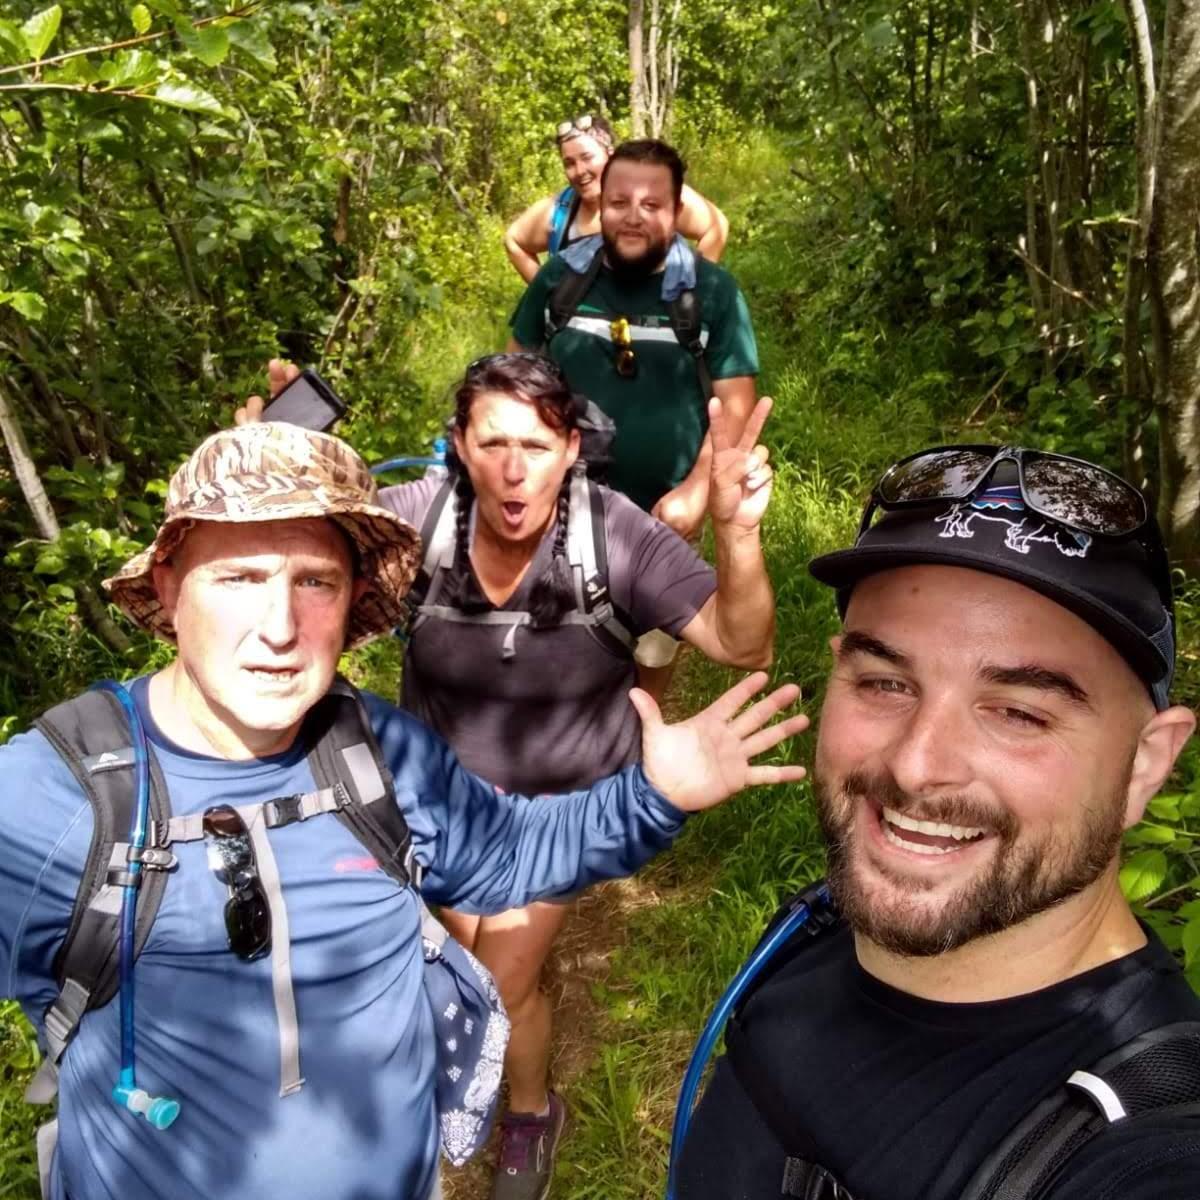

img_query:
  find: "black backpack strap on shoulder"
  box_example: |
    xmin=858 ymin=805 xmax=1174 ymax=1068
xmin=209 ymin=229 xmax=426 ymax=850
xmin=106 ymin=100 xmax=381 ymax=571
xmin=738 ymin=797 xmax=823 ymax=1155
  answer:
xmin=720 ymin=884 xmax=843 ymax=1186
xmin=546 ymin=244 xmax=605 ymax=341
xmin=28 ymin=690 xmax=173 ymax=1095
xmin=961 ymin=1020 xmax=1200 ymax=1200
xmin=734 ymin=881 xmax=841 ymax=1021
xmin=667 ymin=252 xmax=714 ymax=401
xmin=303 ymin=678 xmax=418 ymax=888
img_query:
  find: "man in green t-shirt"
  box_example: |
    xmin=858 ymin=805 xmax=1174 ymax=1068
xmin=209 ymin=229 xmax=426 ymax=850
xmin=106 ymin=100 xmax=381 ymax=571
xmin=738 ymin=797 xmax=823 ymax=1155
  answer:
xmin=508 ymin=139 xmax=759 ymax=540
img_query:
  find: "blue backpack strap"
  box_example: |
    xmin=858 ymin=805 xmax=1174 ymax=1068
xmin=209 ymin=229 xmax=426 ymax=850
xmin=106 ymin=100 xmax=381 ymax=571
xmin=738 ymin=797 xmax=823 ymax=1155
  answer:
xmin=548 ymin=186 xmax=576 ymax=255
xmin=26 ymin=690 xmax=175 ymax=1101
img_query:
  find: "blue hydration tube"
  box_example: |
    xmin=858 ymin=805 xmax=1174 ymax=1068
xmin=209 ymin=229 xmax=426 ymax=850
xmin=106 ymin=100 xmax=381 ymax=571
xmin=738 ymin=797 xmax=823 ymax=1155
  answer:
xmin=93 ymin=681 xmax=181 ymax=1131
xmin=665 ymin=884 xmax=831 ymax=1199
xmin=369 ymin=437 xmax=449 ymax=477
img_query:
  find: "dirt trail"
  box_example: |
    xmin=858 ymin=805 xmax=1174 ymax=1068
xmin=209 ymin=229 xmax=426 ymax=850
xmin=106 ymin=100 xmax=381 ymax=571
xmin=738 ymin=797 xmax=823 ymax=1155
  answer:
xmin=443 ymin=876 xmax=652 ymax=1200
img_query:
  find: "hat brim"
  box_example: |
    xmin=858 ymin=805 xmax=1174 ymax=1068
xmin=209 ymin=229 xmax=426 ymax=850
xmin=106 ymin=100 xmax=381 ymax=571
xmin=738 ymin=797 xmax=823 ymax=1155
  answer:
xmin=809 ymin=543 xmax=1170 ymax=688
xmin=103 ymin=494 xmax=421 ymax=650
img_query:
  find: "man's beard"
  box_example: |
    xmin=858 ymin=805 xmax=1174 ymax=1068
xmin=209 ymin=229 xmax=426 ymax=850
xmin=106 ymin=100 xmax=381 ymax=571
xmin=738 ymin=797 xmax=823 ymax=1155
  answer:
xmin=813 ymin=765 xmax=1129 ymax=957
xmin=602 ymin=229 xmax=671 ymax=282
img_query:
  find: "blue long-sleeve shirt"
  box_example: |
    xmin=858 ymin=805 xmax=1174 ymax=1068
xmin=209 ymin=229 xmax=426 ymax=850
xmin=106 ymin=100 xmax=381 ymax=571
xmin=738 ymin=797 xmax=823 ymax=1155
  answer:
xmin=1 ymin=681 xmax=686 ymax=1200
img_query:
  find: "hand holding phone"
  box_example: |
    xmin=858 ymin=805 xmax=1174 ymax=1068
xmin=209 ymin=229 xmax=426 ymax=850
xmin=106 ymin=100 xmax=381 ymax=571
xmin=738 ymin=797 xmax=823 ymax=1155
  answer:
xmin=260 ymin=368 xmax=347 ymax=432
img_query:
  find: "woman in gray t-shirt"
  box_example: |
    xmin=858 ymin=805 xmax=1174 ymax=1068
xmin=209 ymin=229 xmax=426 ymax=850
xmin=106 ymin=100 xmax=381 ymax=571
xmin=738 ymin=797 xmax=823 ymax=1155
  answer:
xmin=379 ymin=353 xmax=777 ymax=1194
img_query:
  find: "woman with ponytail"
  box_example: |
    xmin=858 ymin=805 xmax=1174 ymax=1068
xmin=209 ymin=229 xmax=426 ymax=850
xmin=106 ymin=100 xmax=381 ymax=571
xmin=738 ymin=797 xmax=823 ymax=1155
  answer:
xmin=241 ymin=352 xmax=777 ymax=1200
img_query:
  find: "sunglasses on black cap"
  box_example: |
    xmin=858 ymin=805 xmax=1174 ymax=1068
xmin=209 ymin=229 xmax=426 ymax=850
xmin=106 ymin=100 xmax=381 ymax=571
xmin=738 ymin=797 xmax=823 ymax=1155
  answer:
xmin=203 ymin=804 xmax=271 ymax=962
xmin=859 ymin=444 xmax=1172 ymax=610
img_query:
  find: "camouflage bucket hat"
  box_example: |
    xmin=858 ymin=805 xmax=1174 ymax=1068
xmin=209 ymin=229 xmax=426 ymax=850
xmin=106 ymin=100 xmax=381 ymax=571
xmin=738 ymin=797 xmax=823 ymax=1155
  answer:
xmin=103 ymin=423 xmax=422 ymax=649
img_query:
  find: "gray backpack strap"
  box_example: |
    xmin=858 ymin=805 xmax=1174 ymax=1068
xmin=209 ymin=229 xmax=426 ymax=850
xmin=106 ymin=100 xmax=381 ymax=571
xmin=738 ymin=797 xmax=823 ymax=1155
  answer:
xmin=410 ymin=479 xmax=460 ymax=621
xmin=566 ymin=473 xmax=635 ymax=652
xmin=667 ymin=248 xmax=713 ymax=401
xmin=303 ymin=678 xmax=419 ymax=888
xmin=27 ymin=691 xmax=174 ymax=1100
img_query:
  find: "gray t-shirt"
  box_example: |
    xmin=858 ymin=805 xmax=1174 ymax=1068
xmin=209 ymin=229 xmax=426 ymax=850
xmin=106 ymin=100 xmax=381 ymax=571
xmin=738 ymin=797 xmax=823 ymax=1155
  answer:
xmin=380 ymin=475 xmax=717 ymax=794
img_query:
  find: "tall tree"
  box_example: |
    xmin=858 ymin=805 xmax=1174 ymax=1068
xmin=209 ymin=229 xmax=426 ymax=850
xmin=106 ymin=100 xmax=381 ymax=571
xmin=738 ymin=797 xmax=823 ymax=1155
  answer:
xmin=1128 ymin=0 xmax=1200 ymax=566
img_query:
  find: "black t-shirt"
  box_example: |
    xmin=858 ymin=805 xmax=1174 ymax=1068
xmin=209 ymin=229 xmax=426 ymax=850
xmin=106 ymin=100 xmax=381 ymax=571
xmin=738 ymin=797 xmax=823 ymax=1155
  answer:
xmin=676 ymin=922 xmax=1200 ymax=1199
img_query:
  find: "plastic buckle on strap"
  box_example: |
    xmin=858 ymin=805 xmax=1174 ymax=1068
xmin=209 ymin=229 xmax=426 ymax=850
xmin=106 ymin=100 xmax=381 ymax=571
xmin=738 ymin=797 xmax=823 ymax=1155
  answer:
xmin=781 ymin=1157 xmax=854 ymax=1200
xmin=43 ymin=979 xmax=90 ymax=1063
xmin=264 ymin=793 xmax=305 ymax=829
xmin=128 ymin=845 xmax=176 ymax=871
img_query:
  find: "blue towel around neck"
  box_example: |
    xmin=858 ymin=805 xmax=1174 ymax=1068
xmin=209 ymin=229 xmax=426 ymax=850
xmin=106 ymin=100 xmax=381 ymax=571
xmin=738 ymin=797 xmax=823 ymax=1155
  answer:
xmin=559 ymin=233 xmax=696 ymax=301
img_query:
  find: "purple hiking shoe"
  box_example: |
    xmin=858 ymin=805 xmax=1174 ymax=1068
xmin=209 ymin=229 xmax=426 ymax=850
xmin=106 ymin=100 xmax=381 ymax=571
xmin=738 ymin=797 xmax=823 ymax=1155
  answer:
xmin=489 ymin=1091 xmax=567 ymax=1200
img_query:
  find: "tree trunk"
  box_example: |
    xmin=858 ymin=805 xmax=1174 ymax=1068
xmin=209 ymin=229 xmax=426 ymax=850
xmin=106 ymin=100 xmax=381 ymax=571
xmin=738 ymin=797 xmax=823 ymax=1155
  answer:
xmin=1148 ymin=0 xmax=1200 ymax=568
xmin=0 ymin=377 xmax=131 ymax=653
xmin=1120 ymin=0 xmax=1158 ymax=489
xmin=629 ymin=0 xmax=647 ymax=137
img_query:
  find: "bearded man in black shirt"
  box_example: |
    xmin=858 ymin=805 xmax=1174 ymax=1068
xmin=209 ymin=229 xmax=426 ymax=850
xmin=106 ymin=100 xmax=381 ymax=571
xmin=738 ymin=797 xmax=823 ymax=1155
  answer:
xmin=675 ymin=446 xmax=1200 ymax=1200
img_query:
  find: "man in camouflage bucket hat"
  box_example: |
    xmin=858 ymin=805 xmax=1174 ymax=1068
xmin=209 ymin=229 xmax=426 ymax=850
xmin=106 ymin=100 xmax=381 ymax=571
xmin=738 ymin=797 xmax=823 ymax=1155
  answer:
xmin=0 ymin=418 xmax=808 ymax=1200
xmin=105 ymin=421 xmax=422 ymax=648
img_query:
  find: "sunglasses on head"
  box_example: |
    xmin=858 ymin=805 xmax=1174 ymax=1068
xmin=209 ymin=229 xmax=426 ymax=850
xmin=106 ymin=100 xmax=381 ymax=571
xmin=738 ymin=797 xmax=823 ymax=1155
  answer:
xmin=610 ymin=317 xmax=637 ymax=378
xmin=203 ymin=804 xmax=271 ymax=962
xmin=860 ymin=444 xmax=1172 ymax=606
xmin=556 ymin=114 xmax=610 ymax=146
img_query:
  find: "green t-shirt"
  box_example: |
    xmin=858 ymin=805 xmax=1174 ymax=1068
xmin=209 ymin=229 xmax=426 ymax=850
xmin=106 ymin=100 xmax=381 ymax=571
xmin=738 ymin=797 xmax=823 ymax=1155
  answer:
xmin=510 ymin=255 xmax=759 ymax=511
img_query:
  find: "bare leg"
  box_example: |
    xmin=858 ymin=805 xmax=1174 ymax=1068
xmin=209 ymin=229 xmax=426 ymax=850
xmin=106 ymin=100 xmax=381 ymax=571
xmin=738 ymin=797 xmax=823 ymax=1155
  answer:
xmin=467 ymin=901 xmax=571 ymax=1113
xmin=438 ymin=907 xmax=482 ymax=954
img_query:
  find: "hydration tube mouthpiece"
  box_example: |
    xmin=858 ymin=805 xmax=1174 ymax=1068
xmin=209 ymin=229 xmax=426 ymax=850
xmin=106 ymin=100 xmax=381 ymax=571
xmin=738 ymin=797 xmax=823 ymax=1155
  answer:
xmin=113 ymin=1082 xmax=181 ymax=1131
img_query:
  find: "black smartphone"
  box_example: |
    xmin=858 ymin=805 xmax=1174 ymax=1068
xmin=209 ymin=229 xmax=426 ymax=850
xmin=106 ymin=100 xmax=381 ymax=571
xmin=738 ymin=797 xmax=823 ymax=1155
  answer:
xmin=261 ymin=369 xmax=347 ymax=432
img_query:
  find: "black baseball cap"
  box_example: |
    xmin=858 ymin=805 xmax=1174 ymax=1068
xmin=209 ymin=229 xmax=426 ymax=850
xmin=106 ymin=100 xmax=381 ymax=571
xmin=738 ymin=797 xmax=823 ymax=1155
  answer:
xmin=809 ymin=455 xmax=1176 ymax=709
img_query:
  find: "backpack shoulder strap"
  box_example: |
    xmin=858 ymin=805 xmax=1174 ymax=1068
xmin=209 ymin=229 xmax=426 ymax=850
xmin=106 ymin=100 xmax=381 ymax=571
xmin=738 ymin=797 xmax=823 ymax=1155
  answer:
xmin=961 ymin=1020 xmax=1200 ymax=1200
xmin=565 ymin=474 xmax=635 ymax=652
xmin=547 ymin=243 xmax=605 ymax=341
xmin=720 ymin=885 xmax=842 ymax=1169
xmin=403 ymin=478 xmax=458 ymax=622
xmin=548 ymin=186 xmax=576 ymax=255
xmin=29 ymin=689 xmax=173 ymax=1086
xmin=667 ymin=251 xmax=714 ymax=401
xmin=303 ymin=678 xmax=418 ymax=888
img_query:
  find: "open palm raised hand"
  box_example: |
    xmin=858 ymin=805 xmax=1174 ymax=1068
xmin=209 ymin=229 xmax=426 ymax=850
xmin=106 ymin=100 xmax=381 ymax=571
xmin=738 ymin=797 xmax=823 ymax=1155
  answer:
xmin=708 ymin=395 xmax=774 ymax=530
xmin=630 ymin=672 xmax=808 ymax=813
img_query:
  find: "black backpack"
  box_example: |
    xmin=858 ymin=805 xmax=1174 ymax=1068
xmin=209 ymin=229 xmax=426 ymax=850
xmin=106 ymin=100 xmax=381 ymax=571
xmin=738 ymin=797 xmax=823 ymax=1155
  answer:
xmin=24 ymin=679 xmax=419 ymax=1102
xmin=545 ymin=242 xmax=714 ymax=402
xmin=24 ymin=678 xmax=510 ymax=1170
xmin=722 ymin=884 xmax=1200 ymax=1200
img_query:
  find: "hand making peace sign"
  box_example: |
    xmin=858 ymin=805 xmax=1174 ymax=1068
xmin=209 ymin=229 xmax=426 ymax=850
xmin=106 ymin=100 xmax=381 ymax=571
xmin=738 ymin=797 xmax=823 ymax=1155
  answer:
xmin=708 ymin=394 xmax=774 ymax=531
